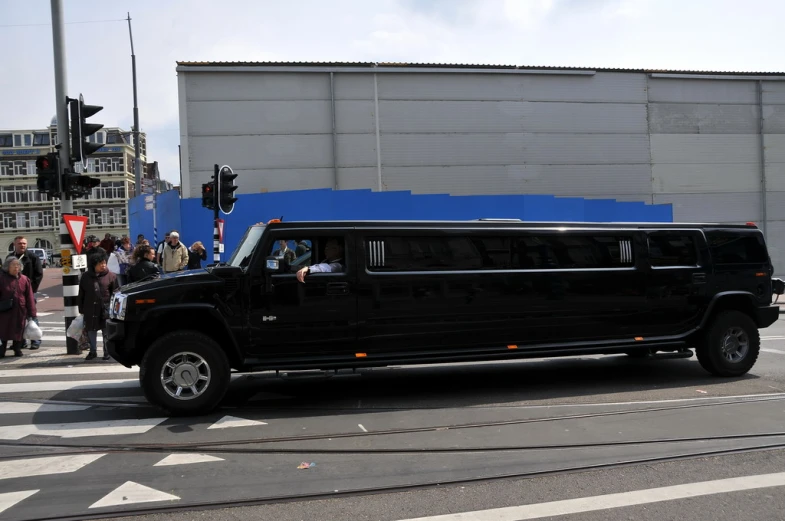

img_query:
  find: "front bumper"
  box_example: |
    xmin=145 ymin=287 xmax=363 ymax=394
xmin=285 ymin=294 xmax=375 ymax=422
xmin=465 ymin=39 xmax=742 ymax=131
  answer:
xmin=755 ymin=305 xmax=780 ymax=329
xmin=105 ymin=319 xmax=137 ymax=368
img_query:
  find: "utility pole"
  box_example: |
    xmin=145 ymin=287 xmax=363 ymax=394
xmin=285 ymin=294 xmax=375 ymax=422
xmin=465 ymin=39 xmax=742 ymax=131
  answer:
xmin=127 ymin=12 xmax=142 ymax=197
xmin=50 ymin=0 xmax=80 ymax=355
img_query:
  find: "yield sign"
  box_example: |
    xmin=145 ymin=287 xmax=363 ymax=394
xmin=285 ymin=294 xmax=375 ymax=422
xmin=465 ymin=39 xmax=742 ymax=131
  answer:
xmin=217 ymin=218 xmax=225 ymax=243
xmin=63 ymin=214 xmax=89 ymax=254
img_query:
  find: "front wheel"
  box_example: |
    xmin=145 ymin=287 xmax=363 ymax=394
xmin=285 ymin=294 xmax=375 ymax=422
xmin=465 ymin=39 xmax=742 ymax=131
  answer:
xmin=696 ymin=311 xmax=760 ymax=377
xmin=140 ymin=331 xmax=230 ymax=416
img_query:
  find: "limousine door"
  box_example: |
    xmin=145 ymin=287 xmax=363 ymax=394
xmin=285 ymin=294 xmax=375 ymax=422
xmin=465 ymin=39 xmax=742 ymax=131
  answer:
xmin=642 ymin=230 xmax=709 ymax=337
xmin=247 ymin=230 xmax=358 ymax=359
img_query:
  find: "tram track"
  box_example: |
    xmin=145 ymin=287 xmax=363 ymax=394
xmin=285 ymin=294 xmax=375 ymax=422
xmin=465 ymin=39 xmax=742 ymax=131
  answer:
xmin=21 ymin=443 xmax=785 ymax=521
xmin=2 ymin=393 xmax=784 ymax=459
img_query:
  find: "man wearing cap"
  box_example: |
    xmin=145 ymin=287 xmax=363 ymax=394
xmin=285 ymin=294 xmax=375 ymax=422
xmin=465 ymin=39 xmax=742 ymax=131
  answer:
xmin=162 ymin=231 xmax=189 ymax=273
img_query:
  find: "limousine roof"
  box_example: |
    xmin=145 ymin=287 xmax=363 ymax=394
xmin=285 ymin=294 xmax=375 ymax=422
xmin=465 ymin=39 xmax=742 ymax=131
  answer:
xmin=259 ymin=219 xmax=760 ymax=230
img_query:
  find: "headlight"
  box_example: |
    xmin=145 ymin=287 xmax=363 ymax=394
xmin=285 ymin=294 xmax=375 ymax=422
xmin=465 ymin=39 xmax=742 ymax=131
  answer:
xmin=110 ymin=293 xmax=128 ymax=321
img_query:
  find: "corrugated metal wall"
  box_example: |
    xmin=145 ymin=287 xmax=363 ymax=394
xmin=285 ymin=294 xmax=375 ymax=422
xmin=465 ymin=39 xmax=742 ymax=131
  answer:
xmin=179 ymin=68 xmax=785 ymax=272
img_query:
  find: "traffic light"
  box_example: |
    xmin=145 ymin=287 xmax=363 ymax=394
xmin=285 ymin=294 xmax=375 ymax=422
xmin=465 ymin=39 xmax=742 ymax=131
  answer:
xmin=217 ymin=166 xmax=238 ymax=214
xmin=35 ymin=153 xmax=61 ymax=198
xmin=62 ymin=172 xmax=100 ymax=198
xmin=201 ymin=181 xmax=216 ymax=210
xmin=69 ymin=94 xmax=104 ymax=166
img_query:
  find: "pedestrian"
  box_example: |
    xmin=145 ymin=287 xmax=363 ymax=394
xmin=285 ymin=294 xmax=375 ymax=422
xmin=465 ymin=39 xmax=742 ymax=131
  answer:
xmin=187 ymin=241 xmax=207 ymax=270
xmin=6 ymin=236 xmax=43 ymax=350
xmin=77 ymin=250 xmax=119 ymax=361
xmin=126 ymin=245 xmax=160 ymax=283
xmin=0 ymin=257 xmax=37 ymax=358
xmin=162 ymin=231 xmax=188 ymax=273
xmin=110 ymin=237 xmax=133 ymax=285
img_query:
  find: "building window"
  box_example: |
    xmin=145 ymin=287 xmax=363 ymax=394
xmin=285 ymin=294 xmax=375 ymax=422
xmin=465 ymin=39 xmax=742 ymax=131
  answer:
xmin=2 ymin=213 xmax=13 ymax=229
xmin=647 ymin=234 xmax=698 ymax=267
xmin=26 ymin=160 xmax=36 ymax=176
xmin=29 ymin=212 xmax=39 ymax=228
xmin=16 ymin=212 xmax=27 ymax=228
xmin=35 ymin=238 xmax=54 ymax=251
xmin=87 ymin=132 xmax=105 ymax=145
xmin=112 ymin=157 xmax=123 ymax=172
xmin=13 ymin=134 xmax=33 ymax=147
xmin=33 ymin=133 xmax=50 ymax=146
xmin=43 ymin=210 xmax=53 ymax=227
xmin=12 ymin=161 xmax=28 ymax=176
xmin=0 ymin=135 xmax=13 ymax=147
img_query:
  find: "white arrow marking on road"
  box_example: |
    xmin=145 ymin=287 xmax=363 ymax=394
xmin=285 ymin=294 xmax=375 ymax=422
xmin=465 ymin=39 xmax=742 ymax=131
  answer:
xmin=0 ymin=490 xmax=38 ymax=516
xmin=762 ymin=348 xmax=785 ymax=355
xmin=153 ymin=453 xmax=225 ymax=466
xmin=89 ymin=481 xmax=180 ymax=509
xmin=0 ymin=378 xmax=138 ymax=394
xmin=0 ymin=418 xmax=167 ymax=440
xmin=207 ymin=415 xmax=268 ymax=429
xmin=37 ymin=312 xmax=53 ymax=317
xmin=0 ymin=401 xmax=91 ymax=414
xmin=0 ymin=454 xmax=105 ymax=480
xmin=399 ymin=472 xmax=785 ymax=521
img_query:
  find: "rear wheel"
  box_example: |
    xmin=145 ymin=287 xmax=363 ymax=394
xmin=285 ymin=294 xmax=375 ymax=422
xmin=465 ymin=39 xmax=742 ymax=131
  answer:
xmin=696 ymin=311 xmax=760 ymax=377
xmin=140 ymin=331 xmax=230 ymax=416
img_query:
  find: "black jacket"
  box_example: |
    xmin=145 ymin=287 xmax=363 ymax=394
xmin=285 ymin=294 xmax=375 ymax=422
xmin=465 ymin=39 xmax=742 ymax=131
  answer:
xmin=7 ymin=251 xmax=43 ymax=293
xmin=126 ymin=259 xmax=161 ymax=283
xmin=187 ymin=249 xmax=207 ymax=270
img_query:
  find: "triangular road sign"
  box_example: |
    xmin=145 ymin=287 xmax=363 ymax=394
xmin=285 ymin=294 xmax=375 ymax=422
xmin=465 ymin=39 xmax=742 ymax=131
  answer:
xmin=217 ymin=218 xmax=225 ymax=243
xmin=63 ymin=214 xmax=89 ymax=254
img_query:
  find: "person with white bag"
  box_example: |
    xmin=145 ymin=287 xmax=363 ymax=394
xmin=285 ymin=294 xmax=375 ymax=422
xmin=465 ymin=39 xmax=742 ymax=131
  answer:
xmin=0 ymin=257 xmax=37 ymax=358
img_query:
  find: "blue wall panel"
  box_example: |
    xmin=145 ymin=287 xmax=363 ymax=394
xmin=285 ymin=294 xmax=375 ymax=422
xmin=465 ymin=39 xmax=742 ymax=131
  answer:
xmin=130 ymin=189 xmax=673 ymax=261
xmin=129 ymin=190 xmax=182 ymax=247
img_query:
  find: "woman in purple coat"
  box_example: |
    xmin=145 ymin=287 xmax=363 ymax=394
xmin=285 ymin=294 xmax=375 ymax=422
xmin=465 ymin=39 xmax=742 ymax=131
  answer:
xmin=0 ymin=257 xmax=37 ymax=358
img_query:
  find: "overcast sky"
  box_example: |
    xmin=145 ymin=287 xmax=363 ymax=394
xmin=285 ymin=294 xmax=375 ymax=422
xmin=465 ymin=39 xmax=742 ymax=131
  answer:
xmin=1 ymin=0 xmax=783 ymax=184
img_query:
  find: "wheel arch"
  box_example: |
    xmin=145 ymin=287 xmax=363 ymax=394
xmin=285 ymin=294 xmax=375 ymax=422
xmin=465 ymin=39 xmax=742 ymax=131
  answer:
xmin=134 ymin=304 xmax=243 ymax=368
xmin=699 ymin=292 xmax=760 ymax=330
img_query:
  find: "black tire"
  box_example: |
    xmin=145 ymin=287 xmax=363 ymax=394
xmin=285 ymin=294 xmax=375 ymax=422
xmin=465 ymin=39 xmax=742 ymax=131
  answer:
xmin=140 ymin=331 xmax=231 ymax=416
xmin=696 ymin=311 xmax=760 ymax=377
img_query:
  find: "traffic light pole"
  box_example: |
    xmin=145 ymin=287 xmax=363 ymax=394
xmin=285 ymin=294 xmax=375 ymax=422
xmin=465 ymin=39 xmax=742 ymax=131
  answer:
xmin=213 ymin=164 xmax=220 ymax=264
xmin=50 ymin=0 xmax=80 ymax=355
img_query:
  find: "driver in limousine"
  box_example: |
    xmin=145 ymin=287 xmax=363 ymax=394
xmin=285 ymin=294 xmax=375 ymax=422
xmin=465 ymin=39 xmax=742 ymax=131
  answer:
xmin=296 ymin=239 xmax=344 ymax=282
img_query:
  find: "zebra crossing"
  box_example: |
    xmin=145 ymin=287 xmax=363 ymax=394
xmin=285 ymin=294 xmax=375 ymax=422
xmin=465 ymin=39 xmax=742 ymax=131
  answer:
xmin=0 ymin=363 xmax=268 ymax=520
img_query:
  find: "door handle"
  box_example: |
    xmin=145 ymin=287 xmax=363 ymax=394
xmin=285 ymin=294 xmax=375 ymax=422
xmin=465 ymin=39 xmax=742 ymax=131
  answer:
xmin=692 ymin=273 xmax=707 ymax=284
xmin=326 ymin=282 xmax=349 ymax=295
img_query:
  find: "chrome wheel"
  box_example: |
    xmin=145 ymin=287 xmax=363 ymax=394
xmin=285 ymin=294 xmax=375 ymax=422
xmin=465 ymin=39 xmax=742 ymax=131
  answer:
xmin=160 ymin=352 xmax=211 ymax=400
xmin=720 ymin=327 xmax=749 ymax=363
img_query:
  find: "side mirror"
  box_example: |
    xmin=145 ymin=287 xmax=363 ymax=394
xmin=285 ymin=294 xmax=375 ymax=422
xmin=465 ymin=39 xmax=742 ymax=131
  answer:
xmin=265 ymin=257 xmax=280 ymax=272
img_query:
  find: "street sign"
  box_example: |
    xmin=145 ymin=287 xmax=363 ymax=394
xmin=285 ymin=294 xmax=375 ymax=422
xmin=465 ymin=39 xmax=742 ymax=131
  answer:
xmin=63 ymin=214 xmax=88 ymax=254
xmin=60 ymin=249 xmax=72 ymax=275
xmin=71 ymin=254 xmax=87 ymax=270
xmin=144 ymin=195 xmax=154 ymax=203
xmin=217 ymin=218 xmax=225 ymax=243
xmin=144 ymin=202 xmax=154 ymax=211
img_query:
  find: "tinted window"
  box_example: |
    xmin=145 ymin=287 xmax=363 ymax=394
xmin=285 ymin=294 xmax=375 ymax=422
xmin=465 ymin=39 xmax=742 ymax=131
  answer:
xmin=370 ymin=236 xmax=482 ymax=271
xmin=648 ymin=234 xmax=697 ymax=267
xmin=514 ymin=235 xmax=632 ymax=269
xmin=367 ymin=235 xmax=633 ymax=271
xmin=707 ymin=232 xmax=768 ymax=264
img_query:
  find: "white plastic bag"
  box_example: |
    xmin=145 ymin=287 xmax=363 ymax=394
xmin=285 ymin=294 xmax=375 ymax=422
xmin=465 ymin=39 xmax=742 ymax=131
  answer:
xmin=107 ymin=252 xmax=121 ymax=274
xmin=24 ymin=318 xmax=43 ymax=341
xmin=67 ymin=315 xmax=85 ymax=341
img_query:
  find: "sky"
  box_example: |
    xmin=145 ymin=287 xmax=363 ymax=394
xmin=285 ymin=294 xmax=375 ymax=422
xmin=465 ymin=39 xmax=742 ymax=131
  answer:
xmin=1 ymin=0 xmax=784 ymax=185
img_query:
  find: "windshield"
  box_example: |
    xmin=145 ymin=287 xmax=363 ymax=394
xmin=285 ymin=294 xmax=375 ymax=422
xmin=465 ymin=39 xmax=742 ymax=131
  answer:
xmin=227 ymin=225 xmax=265 ymax=267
